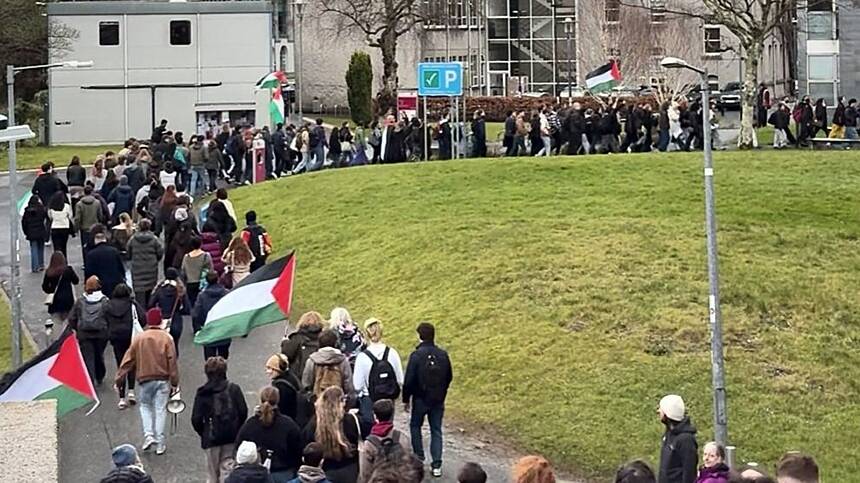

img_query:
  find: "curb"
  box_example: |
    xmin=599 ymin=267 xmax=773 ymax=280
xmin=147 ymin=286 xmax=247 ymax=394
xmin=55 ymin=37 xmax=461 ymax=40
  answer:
xmin=0 ymin=286 xmax=40 ymax=356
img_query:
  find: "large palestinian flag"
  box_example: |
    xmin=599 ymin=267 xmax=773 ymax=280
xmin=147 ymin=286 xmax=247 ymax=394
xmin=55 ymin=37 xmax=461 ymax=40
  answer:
xmin=0 ymin=329 xmax=99 ymax=416
xmin=194 ymin=252 xmax=296 ymax=346
xmin=255 ymin=71 xmax=289 ymax=124
xmin=586 ymin=60 xmax=622 ymax=93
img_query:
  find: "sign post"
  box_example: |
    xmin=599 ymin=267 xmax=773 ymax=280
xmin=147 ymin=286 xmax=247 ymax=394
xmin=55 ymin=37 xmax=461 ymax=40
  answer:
xmin=418 ymin=62 xmax=463 ymax=161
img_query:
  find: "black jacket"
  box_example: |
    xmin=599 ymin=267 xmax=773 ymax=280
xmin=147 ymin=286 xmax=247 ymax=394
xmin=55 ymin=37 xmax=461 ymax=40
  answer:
xmin=191 ymin=283 xmax=229 ymax=334
xmin=150 ymin=283 xmax=190 ymax=329
xmin=235 ymin=412 xmax=303 ymax=473
xmin=281 ymin=325 xmax=323 ymax=381
xmin=846 ymin=106 xmax=859 ymax=127
xmin=123 ymin=163 xmax=146 ymax=194
xmin=85 ymin=242 xmax=126 ymax=298
xmin=42 ymin=266 xmax=79 ymax=314
xmin=658 ymin=418 xmax=698 ymax=483
xmin=271 ymin=373 xmax=301 ymax=421
xmin=191 ymin=378 xmax=248 ymax=449
xmin=67 ymin=165 xmax=87 ymax=187
xmin=21 ymin=204 xmax=49 ymax=242
xmin=104 ymin=297 xmax=145 ymax=342
xmin=402 ymin=341 xmax=453 ymax=406
xmin=32 ymin=173 xmax=66 ymax=206
xmin=225 ymin=464 xmax=274 ymax=483
xmin=108 ymin=184 xmax=136 ymax=221
xmin=99 ymin=466 xmax=154 ymax=483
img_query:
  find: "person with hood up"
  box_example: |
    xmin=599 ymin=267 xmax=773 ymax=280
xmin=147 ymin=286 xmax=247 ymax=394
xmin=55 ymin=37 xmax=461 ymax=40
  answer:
xmin=191 ymin=356 xmax=249 ymax=483
xmin=301 ymin=329 xmax=355 ymax=400
xmin=266 ymin=353 xmax=301 ymax=422
xmin=99 ymin=444 xmax=154 ymax=483
xmin=150 ymin=267 xmax=191 ymax=356
xmin=108 ymin=175 xmax=136 ymax=225
xmin=85 ymin=226 xmax=126 ymax=300
xmin=282 ymin=311 xmax=326 ymax=382
xmin=104 ymin=283 xmax=145 ymax=409
xmin=358 ymin=399 xmax=411 ymax=483
xmin=192 ymin=272 xmax=232 ymax=359
xmin=226 ymin=441 xmax=275 ymax=483
xmin=21 ymin=195 xmax=49 ymax=272
xmin=235 ymin=386 xmax=304 ymax=483
xmin=166 ymin=207 xmax=198 ymax=272
xmin=127 ymin=219 xmax=163 ymax=307
xmin=288 ymin=443 xmax=332 ymax=483
xmin=353 ymin=318 xmax=402 ymax=425
xmin=696 ymin=442 xmax=729 ymax=483
xmin=329 ymin=307 xmax=366 ymax=367
xmin=657 ymin=394 xmax=698 ymax=483
xmin=68 ymin=276 xmax=110 ymax=385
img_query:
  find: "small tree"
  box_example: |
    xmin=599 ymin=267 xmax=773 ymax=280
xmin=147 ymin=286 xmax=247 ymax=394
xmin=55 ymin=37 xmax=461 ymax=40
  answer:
xmin=346 ymin=51 xmax=373 ymax=126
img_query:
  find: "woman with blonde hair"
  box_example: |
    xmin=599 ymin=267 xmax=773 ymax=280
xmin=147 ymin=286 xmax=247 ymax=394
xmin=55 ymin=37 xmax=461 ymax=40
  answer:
xmin=302 ymin=386 xmax=366 ymax=483
xmin=222 ymin=235 xmax=255 ymax=286
xmin=281 ymin=311 xmax=326 ymax=381
xmin=352 ymin=318 xmax=403 ymax=425
xmin=513 ymin=455 xmax=556 ymax=483
xmin=265 ymin=353 xmax=301 ymax=420
xmin=234 ymin=386 xmax=303 ymax=483
xmin=110 ymin=212 xmax=135 ymax=259
xmin=329 ymin=307 xmax=366 ymax=366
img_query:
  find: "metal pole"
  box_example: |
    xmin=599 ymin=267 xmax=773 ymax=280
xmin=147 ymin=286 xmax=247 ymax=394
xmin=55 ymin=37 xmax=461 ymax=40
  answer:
xmin=7 ymin=65 xmax=22 ymax=369
xmin=449 ymin=97 xmax=454 ymax=159
xmin=423 ymin=96 xmax=428 ymax=161
xmin=150 ymin=85 xmax=156 ymax=131
xmin=700 ymin=70 xmax=728 ymax=447
xmin=566 ymin=27 xmax=572 ymax=105
xmin=296 ymin=7 xmax=304 ymax=122
xmin=466 ymin=0 xmax=471 ymax=97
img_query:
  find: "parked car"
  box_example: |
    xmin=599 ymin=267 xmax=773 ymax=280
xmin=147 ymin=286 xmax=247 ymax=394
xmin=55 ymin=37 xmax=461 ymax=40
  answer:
xmin=717 ymin=81 xmax=743 ymax=110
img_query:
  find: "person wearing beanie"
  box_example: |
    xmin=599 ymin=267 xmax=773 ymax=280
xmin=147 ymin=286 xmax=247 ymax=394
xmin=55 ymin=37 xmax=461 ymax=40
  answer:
xmin=150 ymin=267 xmax=191 ymax=356
xmin=288 ymin=442 xmax=333 ymax=483
xmin=116 ymin=305 xmax=180 ymax=456
xmin=240 ymin=210 xmax=272 ymax=272
xmin=266 ymin=353 xmax=301 ymax=420
xmin=657 ymin=394 xmax=698 ymax=483
xmin=226 ymin=441 xmax=275 ymax=483
xmin=100 ymin=444 xmax=153 ymax=483
xmin=67 ymin=275 xmax=110 ymax=386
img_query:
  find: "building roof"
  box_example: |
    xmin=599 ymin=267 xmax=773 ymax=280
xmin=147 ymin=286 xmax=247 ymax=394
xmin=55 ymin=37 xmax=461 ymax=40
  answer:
xmin=47 ymin=1 xmax=272 ymax=16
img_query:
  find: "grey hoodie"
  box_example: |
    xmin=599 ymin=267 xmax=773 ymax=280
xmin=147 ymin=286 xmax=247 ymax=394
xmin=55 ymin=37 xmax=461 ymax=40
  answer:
xmin=295 ymin=465 xmax=329 ymax=483
xmin=301 ymin=347 xmax=355 ymax=396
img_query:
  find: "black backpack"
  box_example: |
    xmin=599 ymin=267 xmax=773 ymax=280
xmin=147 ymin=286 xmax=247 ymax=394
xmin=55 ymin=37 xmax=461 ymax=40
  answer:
xmin=418 ymin=351 xmax=446 ymax=404
xmin=367 ymin=430 xmax=406 ymax=465
xmin=207 ymin=384 xmax=238 ymax=445
xmin=365 ymin=347 xmax=400 ymax=402
xmin=77 ymin=298 xmax=108 ymax=333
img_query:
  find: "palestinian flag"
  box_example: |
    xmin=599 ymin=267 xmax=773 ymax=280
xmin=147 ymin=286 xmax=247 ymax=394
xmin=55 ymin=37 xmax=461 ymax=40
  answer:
xmin=586 ymin=60 xmax=622 ymax=93
xmin=0 ymin=329 xmax=99 ymax=416
xmin=271 ymin=88 xmax=286 ymax=124
xmin=255 ymin=71 xmax=289 ymax=90
xmin=194 ymin=252 xmax=296 ymax=346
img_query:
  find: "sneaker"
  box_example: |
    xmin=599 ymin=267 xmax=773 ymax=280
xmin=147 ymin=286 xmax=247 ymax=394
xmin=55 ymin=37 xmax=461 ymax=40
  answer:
xmin=142 ymin=436 xmax=156 ymax=451
xmin=432 ymin=468 xmax=442 ymax=478
xmin=127 ymin=390 xmax=136 ymax=405
xmin=156 ymin=444 xmax=166 ymax=455
xmin=117 ymin=399 xmax=128 ymax=410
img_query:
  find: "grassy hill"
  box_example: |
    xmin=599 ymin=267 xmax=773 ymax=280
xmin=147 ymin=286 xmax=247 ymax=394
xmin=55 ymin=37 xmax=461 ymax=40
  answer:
xmin=231 ymin=151 xmax=860 ymax=481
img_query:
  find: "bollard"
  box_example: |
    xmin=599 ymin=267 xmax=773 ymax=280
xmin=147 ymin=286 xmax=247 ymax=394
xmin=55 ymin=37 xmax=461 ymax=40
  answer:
xmin=726 ymin=445 xmax=736 ymax=469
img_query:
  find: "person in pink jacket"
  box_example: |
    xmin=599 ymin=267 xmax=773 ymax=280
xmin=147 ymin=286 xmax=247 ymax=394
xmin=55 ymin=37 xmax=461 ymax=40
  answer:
xmin=696 ymin=442 xmax=730 ymax=483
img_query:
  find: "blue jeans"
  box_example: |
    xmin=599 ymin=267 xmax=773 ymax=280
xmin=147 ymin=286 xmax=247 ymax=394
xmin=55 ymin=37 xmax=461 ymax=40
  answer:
xmin=846 ymin=127 xmax=859 ymax=140
xmin=190 ymin=167 xmax=207 ymax=196
xmin=309 ymin=145 xmax=325 ymax=171
xmin=138 ymin=379 xmax=170 ymax=444
xmin=29 ymin=240 xmax=44 ymax=271
xmin=410 ymin=398 xmax=444 ymax=469
xmin=657 ymin=129 xmax=670 ymax=151
xmin=358 ymin=395 xmax=374 ymax=426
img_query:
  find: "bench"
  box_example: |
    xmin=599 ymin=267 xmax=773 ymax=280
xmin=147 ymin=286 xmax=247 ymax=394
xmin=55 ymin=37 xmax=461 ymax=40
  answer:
xmin=810 ymin=137 xmax=860 ymax=150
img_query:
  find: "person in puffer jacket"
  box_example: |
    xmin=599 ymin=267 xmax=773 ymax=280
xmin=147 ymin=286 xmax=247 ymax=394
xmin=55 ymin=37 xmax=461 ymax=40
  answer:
xmin=108 ymin=176 xmax=136 ymax=225
xmin=288 ymin=443 xmax=332 ymax=483
xmin=99 ymin=444 xmax=154 ymax=483
xmin=200 ymin=223 xmax=226 ymax=275
xmin=104 ymin=283 xmax=146 ymax=409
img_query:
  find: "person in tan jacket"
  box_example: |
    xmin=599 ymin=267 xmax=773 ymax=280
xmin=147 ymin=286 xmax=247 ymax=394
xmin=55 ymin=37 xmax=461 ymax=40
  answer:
xmin=358 ymin=399 xmax=418 ymax=483
xmin=116 ymin=307 xmax=180 ymax=456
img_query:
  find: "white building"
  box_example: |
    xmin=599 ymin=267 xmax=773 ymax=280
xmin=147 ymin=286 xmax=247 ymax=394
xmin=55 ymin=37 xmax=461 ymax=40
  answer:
xmin=47 ymin=1 xmax=274 ymax=145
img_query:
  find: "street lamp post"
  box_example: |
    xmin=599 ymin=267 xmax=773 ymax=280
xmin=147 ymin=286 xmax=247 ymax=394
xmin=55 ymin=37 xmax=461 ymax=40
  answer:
xmin=563 ymin=17 xmax=573 ymax=105
xmin=660 ymin=56 xmax=728 ymax=447
xmin=294 ymin=0 xmax=305 ymax=123
xmin=6 ymin=60 xmax=92 ymax=368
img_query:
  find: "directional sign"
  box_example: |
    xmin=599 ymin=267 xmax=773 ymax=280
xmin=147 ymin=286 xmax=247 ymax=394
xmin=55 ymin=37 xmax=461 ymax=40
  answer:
xmin=418 ymin=62 xmax=463 ymax=97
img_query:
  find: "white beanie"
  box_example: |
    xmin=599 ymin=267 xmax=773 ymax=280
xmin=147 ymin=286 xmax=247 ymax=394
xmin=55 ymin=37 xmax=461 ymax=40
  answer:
xmin=659 ymin=394 xmax=686 ymax=422
xmin=236 ymin=441 xmax=259 ymax=465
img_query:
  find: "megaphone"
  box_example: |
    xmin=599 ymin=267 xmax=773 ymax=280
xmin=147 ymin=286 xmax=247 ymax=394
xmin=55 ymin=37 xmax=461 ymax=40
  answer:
xmin=167 ymin=391 xmax=186 ymax=414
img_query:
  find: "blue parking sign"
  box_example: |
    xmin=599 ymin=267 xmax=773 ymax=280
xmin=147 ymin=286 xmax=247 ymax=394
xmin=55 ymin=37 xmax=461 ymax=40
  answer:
xmin=417 ymin=62 xmax=463 ymax=97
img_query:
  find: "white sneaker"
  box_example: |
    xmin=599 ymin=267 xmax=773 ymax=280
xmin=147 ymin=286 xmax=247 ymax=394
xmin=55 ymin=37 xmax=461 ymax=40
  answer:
xmin=117 ymin=399 xmax=128 ymax=410
xmin=142 ymin=436 xmax=156 ymax=451
xmin=156 ymin=443 xmax=166 ymax=455
xmin=432 ymin=468 xmax=442 ymax=478
xmin=127 ymin=390 xmax=136 ymax=405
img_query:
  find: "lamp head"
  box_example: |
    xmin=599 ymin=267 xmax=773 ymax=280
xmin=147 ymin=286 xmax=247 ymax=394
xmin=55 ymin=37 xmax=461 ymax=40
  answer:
xmin=660 ymin=57 xmax=689 ymax=70
xmin=62 ymin=60 xmax=94 ymax=69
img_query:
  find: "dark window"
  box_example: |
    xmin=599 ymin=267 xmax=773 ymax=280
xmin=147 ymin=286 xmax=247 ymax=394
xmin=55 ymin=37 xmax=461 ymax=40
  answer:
xmin=651 ymin=0 xmax=666 ymax=22
xmin=99 ymin=21 xmax=119 ymax=46
xmin=807 ymin=0 xmax=832 ymax=12
xmin=605 ymin=0 xmax=620 ymax=23
xmin=704 ymin=26 xmax=721 ymax=54
xmin=170 ymin=20 xmax=192 ymax=45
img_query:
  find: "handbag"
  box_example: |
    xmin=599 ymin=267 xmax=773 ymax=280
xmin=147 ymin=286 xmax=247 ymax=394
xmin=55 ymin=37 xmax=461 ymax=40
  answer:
xmin=131 ymin=303 xmax=144 ymax=339
xmin=44 ymin=272 xmax=63 ymax=306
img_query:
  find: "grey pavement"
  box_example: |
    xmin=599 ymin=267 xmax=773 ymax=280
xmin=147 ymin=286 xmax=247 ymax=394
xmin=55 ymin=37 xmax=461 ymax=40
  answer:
xmin=0 ymin=171 xmax=571 ymax=483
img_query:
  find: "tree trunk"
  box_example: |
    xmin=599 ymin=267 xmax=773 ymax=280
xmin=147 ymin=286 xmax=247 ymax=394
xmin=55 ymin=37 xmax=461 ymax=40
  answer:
xmin=376 ymin=30 xmax=399 ymax=116
xmin=738 ymin=43 xmax=761 ymax=149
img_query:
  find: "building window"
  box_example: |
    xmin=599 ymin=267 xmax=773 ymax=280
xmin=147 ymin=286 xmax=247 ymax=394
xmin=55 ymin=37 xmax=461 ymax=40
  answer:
xmin=99 ymin=21 xmax=119 ymax=46
xmin=170 ymin=20 xmax=192 ymax=45
xmin=703 ymin=26 xmax=721 ymax=54
xmin=808 ymin=82 xmax=835 ymax=104
xmin=807 ymin=55 xmax=835 ymax=80
xmin=608 ymin=47 xmax=621 ymax=57
xmin=605 ymin=0 xmax=620 ymax=23
xmin=280 ymin=46 xmax=289 ymax=72
xmin=650 ymin=0 xmax=666 ymax=23
xmin=650 ymin=46 xmax=665 ymax=57
xmin=807 ymin=0 xmax=835 ymax=40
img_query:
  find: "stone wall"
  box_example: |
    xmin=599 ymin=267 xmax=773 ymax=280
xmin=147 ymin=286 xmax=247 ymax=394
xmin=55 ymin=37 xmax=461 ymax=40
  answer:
xmin=0 ymin=400 xmax=58 ymax=482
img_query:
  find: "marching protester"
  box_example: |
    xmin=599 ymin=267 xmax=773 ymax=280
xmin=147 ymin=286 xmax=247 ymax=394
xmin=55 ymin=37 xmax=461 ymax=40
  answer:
xmin=513 ymin=455 xmax=556 ymax=483
xmin=42 ymin=251 xmax=80 ymax=328
xmin=67 ymin=156 xmax=87 ymax=208
xmin=696 ymin=442 xmax=729 ymax=483
xmin=352 ymin=318 xmax=402 ymax=425
xmin=358 ymin=399 xmax=412 ymax=483
xmin=226 ymin=441 xmax=275 ymax=483
xmin=116 ymin=306 xmax=181 ymax=456
xmin=240 ymin=210 xmax=272 ymax=272
xmin=67 ymin=275 xmax=109 ymax=386
xmin=223 ymin=236 xmax=255 ymax=287
xmin=99 ymin=444 xmax=154 ymax=483
xmin=47 ymin=191 xmax=75 ymax=257
xmin=201 ymin=222 xmax=227 ymax=276
xmin=127 ymin=218 xmax=164 ymax=307
xmin=32 ymin=162 xmax=67 ymax=217
xmin=150 ymin=267 xmax=191 ymax=356
xmin=84 ymin=225 xmax=126 ymax=299
xmin=458 ymin=463 xmax=488 ymax=483
xmin=329 ymin=307 xmax=366 ymax=367
xmin=181 ymin=236 xmax=214 ymax=307
xmin=403 ymin=322 xmax=453 ymax=478
xmin=302 ymin=386 xmax=366 ymax=483
xmin=658 ymin=394 xmax=698 ymax=483
xmin=104 ymin=283 xmax=145 ymax=409
xmin=301 ymin=329 xmax=355 ymax=399
xmin=288 ymin=443 xmax=333 ymax=483
xmin=74 ymin=184 xmax=107 ymax=262
xmin=266 ymin=353 xmax=301 ymax=421
xmin=111 ymin=212 xmax=136 ymax=260
xmin=281 ymin=311 xmax=325 ymax=381
xmin=192 ymin=272 xmax=232 ymax=360
xmin=235 ymin=386 xmax=304 ymax=483
xmin=216 ymin=188 xmax=238 ymax=223
xmin=775 ymin=452 xmax=819 ymax=483
xmin=191 ymin=356 xmax=249 ymax=483
xmin=21 ymin=195 xmax=49 ymax=273
xmin=206 ymin=199 xmax=237 ymax=249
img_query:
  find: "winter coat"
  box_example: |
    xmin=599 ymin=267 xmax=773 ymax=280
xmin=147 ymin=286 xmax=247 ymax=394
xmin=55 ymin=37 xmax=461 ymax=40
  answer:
xmin=189 ymin=144 xmax=207 ymax=167
xmin=191 ymin=283 xmax=229 ymax=334
xmin=191 ymin=378 xmax=248 ymax=449
xmin=235 ymin=410 xmax=303 ymax=474
xmin=104 ymin=297 xmax=145 ymax=342
xmin=832 ymin=103 xmax=846 ymax=126
xmin=67 ymin=165 xmax=87 ymax=187
xmin=68 ymin=291 xmax=110 ymax=341
xmin=167 ymin=221 xmax=197 ymax=269
xmin=225 ymin=464 xmax=275 ymax=483
xmin=74 ymin=195 xmax=105 ymax=233
xmin=84 ymin=242 xmax=126 ymax=298
xmin=281 ymin=325 xmax=323 ymax=381
xmin=32 ymin=173 xmax=66 ymax=207
xmin=403 ymin=341 xmax=453 ymax=406
xmin=846 ymin=106 xmax=859 ymax=127
xmin=696 ymin=463 xmax=730 ymax=483
xmin=206 ymin=210 xmax=237 ymax=249
xmin=271 ymin=373 xmax=301 ymax=421
xmin=658 ymin=417 xmax=699 ymax=483
xmin=127 ymin=231 xmax=164 ymax=292
xmin=123 ymin=163 xmax=146 ymax=194
xmin=205 ymin=147 xmax=223 ymax=171
xmin=48 ymin=204 xmax=74 ymax=230
xmin=42 ymin=266 xmax=80 ymax=315
xmin=302 ymin=414 xmax=365 ymax=479
xmin=111 ymin=226 xmax=134 ymax=259
xmin=288 ymin=465 xmax=332 ymax=483
xmin=301 ymin=347 xmax=355 ymax=396
xmin=150 ymin=282 xmax=190 ymax=330
xmin=99 ymin=466 xmax=154 ymax=483
xmin=200 ymin=231 xmax=226 ymax=275
xmin=21 ymin=204 xmax=49 ymax=242
xmin=108 ymin=184 xmax=135 ymax=222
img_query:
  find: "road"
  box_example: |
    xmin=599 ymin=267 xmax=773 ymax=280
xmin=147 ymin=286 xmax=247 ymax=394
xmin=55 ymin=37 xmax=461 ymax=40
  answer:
xmin=0 ymin=169 xmax=555 ymax=483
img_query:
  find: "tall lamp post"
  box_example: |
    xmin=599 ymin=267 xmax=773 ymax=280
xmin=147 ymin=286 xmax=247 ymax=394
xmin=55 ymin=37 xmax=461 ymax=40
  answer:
xmin=563 ymin=17 xmax=573 ymax=104
xmin=660 ymin=55 xmax=728 ymax=447
xmin=294 ymin=0 xmax=305 ymax=122
xmin=6 ymin=60 xmax=93 ymax=368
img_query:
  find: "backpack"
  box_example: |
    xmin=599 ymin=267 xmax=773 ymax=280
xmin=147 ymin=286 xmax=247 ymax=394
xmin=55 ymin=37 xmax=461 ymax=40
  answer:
xmin=173 ymin=147 xmax=187 ymax=168
xmin=78 ymin=298 xmax=108 ymax=332
xmin=365 ymin=347 xmax=401 ymax=402
xmin=309 ymin=127 xmax=321 ymax=148
xmin=418 ymin=352 xmax=447 ymax=404
xmin=243 ymin=225 xmax=271 ymax=259
xmin=338 ymin=329 xmax=364 ymax=363
xmin=367 ymin=430 xmax=406 ymax=466
xmin=313 ymin=362 xmax=344 ymax=397
xmin=207 ymin=385 xmax=238 ymax=445
xmin=290 ymin=335 xmax=319 ymax=380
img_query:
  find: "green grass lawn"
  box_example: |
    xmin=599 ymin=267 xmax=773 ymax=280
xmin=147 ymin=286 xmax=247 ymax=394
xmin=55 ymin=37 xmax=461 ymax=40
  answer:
xmin=232 ymin=151 xmax=860 ymax=480
xmin=0 ymin=297 xmax=34 ymax=373
xmin=0 ymin=144 xmax=121 ymax=171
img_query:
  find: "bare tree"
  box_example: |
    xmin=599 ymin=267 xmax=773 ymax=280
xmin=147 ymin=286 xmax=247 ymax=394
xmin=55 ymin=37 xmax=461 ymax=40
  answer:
xmin=318 ymin=0 xmax=426 ymax=114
